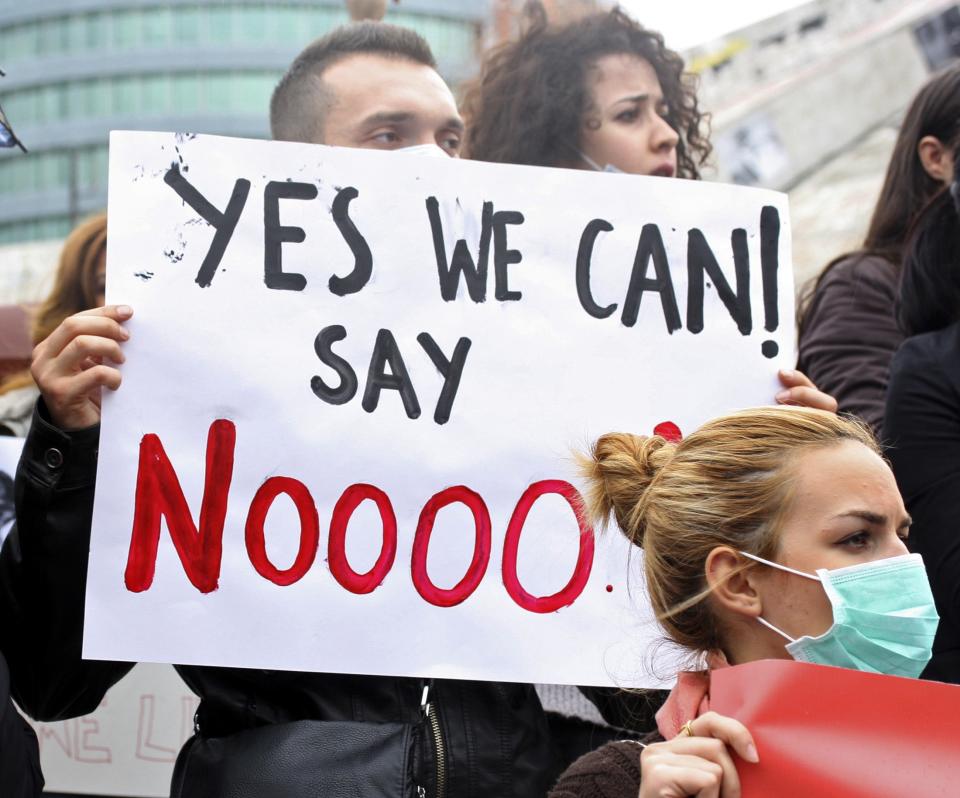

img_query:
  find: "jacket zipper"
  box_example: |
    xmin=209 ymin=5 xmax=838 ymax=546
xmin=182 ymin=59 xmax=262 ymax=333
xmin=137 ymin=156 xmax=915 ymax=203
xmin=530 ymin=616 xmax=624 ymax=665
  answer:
xmin=419 ymin=683 xmax=446 ymax=798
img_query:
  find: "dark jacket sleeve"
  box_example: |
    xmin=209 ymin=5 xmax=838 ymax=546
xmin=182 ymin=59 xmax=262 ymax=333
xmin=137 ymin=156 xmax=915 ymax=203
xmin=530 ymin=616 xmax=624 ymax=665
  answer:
xmin=0 ymin=652 xmax=43 ymax=797
xmin=797 ymin=255 xmax=902 ymax=435
xmin=0 ymin=401 xmax=134 ymax=721
xmin=548 ymin=738 xmax=649 ymax=798
xmin=883 ymin=328 xmax=960 ymax=664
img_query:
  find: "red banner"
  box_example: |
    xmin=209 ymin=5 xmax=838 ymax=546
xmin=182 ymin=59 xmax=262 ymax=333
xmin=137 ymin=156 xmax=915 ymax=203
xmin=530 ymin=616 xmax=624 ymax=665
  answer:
xmin=709 ymin=659 xmax=960 ymax=797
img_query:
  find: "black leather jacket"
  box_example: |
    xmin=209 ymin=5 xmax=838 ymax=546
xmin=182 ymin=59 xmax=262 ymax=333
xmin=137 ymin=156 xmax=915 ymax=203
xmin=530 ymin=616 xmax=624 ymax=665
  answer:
xmin=3 ymin=404 xmax=632 ymax=797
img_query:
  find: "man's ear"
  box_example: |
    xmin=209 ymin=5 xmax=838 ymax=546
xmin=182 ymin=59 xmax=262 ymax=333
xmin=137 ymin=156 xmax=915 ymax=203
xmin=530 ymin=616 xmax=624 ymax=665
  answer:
xmin=918 ymin=135 xmax=953 ymax=183
xmin=705 ymin=546 xmax=763 ymax=620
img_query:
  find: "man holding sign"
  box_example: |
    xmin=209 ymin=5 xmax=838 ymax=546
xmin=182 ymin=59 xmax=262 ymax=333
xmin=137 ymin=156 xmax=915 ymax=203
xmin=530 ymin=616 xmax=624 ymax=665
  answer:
xmin=4 ymin=23 xmax=586 ymax=797
xmin=4 ymin=21 xmax=833 ymax=798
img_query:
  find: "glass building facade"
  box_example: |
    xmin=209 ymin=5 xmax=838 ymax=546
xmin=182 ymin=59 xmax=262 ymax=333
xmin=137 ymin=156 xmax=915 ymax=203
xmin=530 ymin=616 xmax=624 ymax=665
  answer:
xmin=0 ymin=1 xmax=484 ymax=245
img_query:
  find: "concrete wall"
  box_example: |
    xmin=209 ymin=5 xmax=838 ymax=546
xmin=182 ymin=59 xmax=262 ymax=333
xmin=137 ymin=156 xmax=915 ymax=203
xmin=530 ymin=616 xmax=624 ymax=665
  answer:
xmin=703 ymin=0 xmax=955 ymax=190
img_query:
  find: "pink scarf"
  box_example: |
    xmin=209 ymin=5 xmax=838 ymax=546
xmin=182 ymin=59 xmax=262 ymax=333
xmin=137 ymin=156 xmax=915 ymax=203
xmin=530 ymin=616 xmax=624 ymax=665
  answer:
xmin=655 ymin=652 xmax=729 ymax=739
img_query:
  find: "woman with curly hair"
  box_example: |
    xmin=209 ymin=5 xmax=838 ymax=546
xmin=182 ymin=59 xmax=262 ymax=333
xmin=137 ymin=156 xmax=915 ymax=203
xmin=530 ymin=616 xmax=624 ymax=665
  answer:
xmin=463 ymin=3 xmax=710 ymax=178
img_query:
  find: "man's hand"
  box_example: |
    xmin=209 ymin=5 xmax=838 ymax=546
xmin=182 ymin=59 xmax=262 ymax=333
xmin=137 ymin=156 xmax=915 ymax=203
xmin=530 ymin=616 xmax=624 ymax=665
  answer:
xmin=31 ymin=305 xmax=133 ymax=431
xmin=775 ymin=369 xmax=838 ymax=413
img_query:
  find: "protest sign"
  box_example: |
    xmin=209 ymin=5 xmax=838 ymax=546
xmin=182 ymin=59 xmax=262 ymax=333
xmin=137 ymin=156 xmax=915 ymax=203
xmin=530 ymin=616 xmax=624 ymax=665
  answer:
xmin=31 ymin=664 xmax=195 ymax=798
xmin=711 ymin=659 xmax=960 ymax=797
xmin=84 ymin=131 xmax=795 ymax=687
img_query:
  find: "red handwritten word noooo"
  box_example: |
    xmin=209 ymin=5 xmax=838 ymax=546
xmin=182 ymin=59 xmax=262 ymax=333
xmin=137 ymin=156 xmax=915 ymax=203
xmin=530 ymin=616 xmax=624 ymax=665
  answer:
xmin=124 ymin=420 xmax=596 ymax=613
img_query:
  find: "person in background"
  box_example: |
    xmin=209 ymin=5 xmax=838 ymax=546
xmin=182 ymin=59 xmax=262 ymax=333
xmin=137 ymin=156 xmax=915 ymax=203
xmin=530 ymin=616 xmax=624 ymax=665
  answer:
xmin=462 ymin=2 xmax=837 ymax=754
xmin=549 ymin=406 xmax=936 ymax=797
xmin=883 ymin=156 xmax=960 ymax=684
xmin=798 ymin=64 xmax=960 ymax=434
xmin=0 ymin=213 xmax=106 ymax=437
xmin=464 ymin=2 xmax=833 ymax=412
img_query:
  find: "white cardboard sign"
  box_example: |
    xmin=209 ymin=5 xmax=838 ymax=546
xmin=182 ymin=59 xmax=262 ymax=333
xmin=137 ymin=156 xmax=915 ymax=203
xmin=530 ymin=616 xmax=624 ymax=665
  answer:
xmin=85 ymin=131 xmax=795 ymax=687
xmin=30 ymin=664 xmax=194 ymax=798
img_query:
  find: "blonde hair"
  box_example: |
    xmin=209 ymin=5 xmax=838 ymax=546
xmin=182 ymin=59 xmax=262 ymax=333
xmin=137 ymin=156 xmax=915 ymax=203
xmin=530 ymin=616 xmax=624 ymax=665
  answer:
xmin=1 ymin=213 xmax=106 ymax=395
xmin=579 ymin=407 xmax=880 ymax=655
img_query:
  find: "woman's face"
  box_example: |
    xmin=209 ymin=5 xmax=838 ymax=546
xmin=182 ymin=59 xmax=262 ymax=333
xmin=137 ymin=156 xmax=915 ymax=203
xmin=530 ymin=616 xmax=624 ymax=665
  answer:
xmin=751 ymin=440 xmax=910 ymax=648
xmin=577 ymin=53 xmax=679 ymax=177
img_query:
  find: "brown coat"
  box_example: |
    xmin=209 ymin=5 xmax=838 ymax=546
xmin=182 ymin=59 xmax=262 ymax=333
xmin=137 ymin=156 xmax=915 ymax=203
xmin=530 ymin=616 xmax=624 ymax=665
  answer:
xmin=797 ymin=253 xmax=902 ymax=435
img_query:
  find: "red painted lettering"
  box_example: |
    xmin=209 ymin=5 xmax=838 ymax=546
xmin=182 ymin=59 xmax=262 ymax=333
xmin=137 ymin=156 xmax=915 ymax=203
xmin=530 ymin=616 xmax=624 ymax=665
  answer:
xmin=502 ymin=480 xmax=595 ymax=613
xmin=125 ymin=419 xmax=236 ymax=593
xmin=328 ymin=484 xmax=397 ymax=594
xmin=411 ymin=486 xmax=491 ymax=607
xmin=245 ymin=477 xmax=320 ymax=586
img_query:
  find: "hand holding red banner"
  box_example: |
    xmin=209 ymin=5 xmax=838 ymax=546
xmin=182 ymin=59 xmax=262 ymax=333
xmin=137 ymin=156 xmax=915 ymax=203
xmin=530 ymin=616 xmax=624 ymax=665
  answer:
xmin=710 ymin=659 xmax=960 ymax=797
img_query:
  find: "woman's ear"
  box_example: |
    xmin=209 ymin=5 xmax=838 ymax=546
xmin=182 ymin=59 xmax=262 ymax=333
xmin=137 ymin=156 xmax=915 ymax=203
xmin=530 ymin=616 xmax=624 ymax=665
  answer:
xmin=918 ymin=135 xmax=954 ymax=184
xmin=705 ymin=546 xmax=763 ymax=620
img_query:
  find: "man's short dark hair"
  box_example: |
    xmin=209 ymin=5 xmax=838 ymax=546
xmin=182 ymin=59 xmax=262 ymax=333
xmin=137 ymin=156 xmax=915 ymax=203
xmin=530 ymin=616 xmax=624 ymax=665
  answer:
xmin=270 ymin=21 xmax=437 ymax=144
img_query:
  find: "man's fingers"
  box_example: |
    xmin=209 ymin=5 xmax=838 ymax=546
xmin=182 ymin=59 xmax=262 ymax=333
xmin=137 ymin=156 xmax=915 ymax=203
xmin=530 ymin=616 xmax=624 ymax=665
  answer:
xmin=58 ymin=335 xmax=125 ymax=373
xmin=38 ymin=307 xmax=132 ymax=360
xmin=63 ymin=364 xmax=123 ymax=396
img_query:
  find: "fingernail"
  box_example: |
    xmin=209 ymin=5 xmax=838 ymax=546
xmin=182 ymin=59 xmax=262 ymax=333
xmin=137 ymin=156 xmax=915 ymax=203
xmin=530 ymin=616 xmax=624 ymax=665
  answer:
xmin=779 ymin=368 xmax=795 ymax=378
xmin=745 ymin=743 xmax=759 ymax=763
xmin=775 ymin=390 xmax=791 ymax=403
xmin=120 ymin=327 xmax=130 ymax=340
xmin=117 ymin=305 xmax=133 ymax=317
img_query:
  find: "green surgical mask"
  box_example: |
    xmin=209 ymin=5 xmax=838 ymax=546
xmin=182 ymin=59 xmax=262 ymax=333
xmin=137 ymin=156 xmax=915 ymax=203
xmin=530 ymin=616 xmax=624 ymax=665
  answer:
xmin=740 ymin=551 xmax=939 ymax=679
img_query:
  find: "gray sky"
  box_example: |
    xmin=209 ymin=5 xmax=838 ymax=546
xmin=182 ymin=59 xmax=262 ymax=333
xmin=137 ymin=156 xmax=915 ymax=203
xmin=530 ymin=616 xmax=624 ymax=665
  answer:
xmin=618 ymin=0 xmax=811 ymax=49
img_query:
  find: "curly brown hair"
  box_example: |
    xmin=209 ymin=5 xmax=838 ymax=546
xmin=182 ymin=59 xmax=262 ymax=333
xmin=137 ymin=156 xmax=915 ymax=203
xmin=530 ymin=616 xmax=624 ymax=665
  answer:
xmin=462 ymin=3 xmax=710 ymax=178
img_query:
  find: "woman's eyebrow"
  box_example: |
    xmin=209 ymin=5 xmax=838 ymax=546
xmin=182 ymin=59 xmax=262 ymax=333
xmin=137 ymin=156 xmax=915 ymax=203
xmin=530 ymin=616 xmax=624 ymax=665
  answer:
xmin=611 ymin=93 xmax=649 ymax=106
xmin=831 ymin=510 xmax=886 ymax=524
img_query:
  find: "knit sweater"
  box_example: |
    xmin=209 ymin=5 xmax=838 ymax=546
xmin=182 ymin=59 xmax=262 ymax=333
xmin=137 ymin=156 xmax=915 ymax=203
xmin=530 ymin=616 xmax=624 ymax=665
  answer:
xmin=548 ymin=733 xmax=663 ymax=798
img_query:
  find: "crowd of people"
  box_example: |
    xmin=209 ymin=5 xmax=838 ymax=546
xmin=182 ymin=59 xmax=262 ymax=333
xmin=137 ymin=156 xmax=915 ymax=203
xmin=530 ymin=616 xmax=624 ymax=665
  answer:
xmin=0 ymin=2 xmax=957 ymax=796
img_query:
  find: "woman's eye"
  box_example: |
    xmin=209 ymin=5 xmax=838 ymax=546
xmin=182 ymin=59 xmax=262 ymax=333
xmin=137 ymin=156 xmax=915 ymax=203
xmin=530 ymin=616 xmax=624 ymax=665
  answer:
xmin=840 ymin=531 xmax=871 ymax=548
xmin=615 ymin=108 xmax=639 ymax=123
xmin=441 ymin=135 xmax=462 ymax=153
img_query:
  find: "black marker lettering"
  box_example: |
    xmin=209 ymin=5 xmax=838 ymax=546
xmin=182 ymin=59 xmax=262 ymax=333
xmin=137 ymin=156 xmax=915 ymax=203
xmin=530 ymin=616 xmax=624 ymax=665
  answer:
xmin=492 ymin=210 xmax=525 ymax=302
xmin=426 ymin=196 xmax=493 ymax=302
xmin=329 ymin=187 xmax=373 ymax=296
xmin=621 ymin=224 xmax=681 ymax=332
xmin=311 ymin=325 xmax=358 ymax=405
xmin=263 ymin=180 xmax=317 ymax=292
xmin=362 ymin=329 xmax=421 ymax=419
xmin=416 ymin=333 xmax=472 ymax=425
xmin=163 ymin=164 xmax=250 ymax=288
xmin=686 ymin=227 xmax=751 ymax=335
xmin=576 ymin=219 xmax=617 ymax=319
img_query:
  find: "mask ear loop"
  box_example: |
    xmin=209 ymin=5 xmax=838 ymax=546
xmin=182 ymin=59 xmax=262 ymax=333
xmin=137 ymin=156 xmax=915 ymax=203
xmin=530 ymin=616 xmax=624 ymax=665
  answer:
xmin=738 ymin=551 xmax=822 ymax=644
xmin=756 ymin=615 xmax=797 ymax=642
xmin=738 ymin=550 xmax=821 ymax=582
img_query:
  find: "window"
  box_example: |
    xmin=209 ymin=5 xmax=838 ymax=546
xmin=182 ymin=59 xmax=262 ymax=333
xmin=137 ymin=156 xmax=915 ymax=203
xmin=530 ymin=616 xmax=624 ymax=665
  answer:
xmin=143 ymin=7 xmax=172 ymax=47
xmin=172 ymin=73 xmax=202 ymax=113
xmin=174 ymin=5 xmax=202 ymax=45
xmin=112 ymin=9 xmax=140 ymax=49
xmin=112 ymin=76 xmax=139 ymax=114
xmin=142 ymin=74 xmax=169 ymax=115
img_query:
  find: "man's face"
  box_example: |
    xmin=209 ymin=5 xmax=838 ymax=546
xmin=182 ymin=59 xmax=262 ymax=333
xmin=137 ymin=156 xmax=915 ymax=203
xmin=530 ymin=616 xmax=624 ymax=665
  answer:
xmin=318 ymin=53 xmax=464 ymax=156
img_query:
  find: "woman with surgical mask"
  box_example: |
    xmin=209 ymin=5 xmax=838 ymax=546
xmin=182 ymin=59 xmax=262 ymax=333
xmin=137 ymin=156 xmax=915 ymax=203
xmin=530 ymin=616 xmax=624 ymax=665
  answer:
xmin=548 ymin=406 xmax=938 ymax=798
